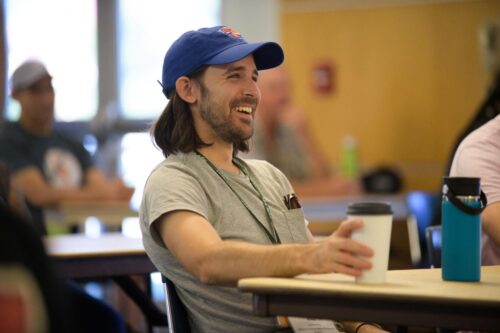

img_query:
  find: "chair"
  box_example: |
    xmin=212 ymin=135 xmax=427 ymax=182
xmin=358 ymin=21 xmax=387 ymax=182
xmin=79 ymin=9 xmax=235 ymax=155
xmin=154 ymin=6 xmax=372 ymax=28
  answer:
xmin=406 ymin=191 xmax=440 ymax=267
xmin=425 ymin=225 xmax=442 ymax=268
xmin=0 ymin=204 xmax=69 ymax=333
xmin=161 ymin=275 xmax=191 ymax=333
xmin=0 ymin=265 xmax=48 ymax=333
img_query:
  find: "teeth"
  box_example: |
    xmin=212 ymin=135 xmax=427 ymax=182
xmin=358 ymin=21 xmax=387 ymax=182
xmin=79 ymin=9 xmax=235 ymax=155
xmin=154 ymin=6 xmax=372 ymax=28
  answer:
xmin=235 ymin=106 xmax=252 ymax=114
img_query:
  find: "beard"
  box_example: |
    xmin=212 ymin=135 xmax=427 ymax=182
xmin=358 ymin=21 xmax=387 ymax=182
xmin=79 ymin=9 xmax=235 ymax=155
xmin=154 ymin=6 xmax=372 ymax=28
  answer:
xmin=198 ymin=83 xmax=256 ymax=145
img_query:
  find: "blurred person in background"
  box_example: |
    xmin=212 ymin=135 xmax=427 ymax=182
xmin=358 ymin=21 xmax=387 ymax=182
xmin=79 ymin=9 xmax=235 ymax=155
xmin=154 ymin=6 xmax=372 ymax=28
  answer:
xmin=247 ymin=65 xmax=362 ymax=197
xmin=449 ymin=19 xmax=500 ymax=266
xmin=445 ymin=19 xmax=500 ymax=175
xmin=0 ymin=60 xmax=134 ymax=235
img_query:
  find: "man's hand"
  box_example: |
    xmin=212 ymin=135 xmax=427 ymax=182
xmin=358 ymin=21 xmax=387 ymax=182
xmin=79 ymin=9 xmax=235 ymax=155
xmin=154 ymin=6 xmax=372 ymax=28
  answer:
xmin=84 ymin=169 xmax=134 ymax=202
xmin=306 ymin=219 xmax=373 ymax=276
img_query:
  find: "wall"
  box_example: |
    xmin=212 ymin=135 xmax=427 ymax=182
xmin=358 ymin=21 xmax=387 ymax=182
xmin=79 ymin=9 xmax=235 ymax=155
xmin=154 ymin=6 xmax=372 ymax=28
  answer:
xmin=221 ymin=0 xmax=281 ymax=42
xmin=281 ymin=0 xmax=500 ymax=191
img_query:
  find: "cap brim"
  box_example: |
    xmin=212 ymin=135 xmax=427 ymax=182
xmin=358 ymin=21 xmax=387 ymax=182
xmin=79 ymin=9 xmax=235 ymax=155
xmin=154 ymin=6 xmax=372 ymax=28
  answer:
xmin=205 ymin=42 xmax=284 ymax=70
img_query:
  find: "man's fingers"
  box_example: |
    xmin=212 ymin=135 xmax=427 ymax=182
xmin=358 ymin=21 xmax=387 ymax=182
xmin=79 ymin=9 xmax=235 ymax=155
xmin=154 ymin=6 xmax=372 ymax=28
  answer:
xmin=333 ymin=264 xmax=364 ymax=277
xmin=340 ymin=238 xmax=374 ymax=258
xmin=334 ymin=251 xmax=372 ymax=270
xmin=335 ymin=219 xmax=364 ymax=238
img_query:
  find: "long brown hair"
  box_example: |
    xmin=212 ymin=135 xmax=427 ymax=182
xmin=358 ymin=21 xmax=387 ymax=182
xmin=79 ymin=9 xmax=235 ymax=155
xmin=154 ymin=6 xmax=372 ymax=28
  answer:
xmin=151 ymin=67 xmax=249 ymax=157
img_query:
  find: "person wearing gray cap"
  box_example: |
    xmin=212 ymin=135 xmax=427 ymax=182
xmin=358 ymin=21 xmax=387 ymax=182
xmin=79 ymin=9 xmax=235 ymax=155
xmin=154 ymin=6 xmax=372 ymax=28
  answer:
xmin=0 ymin=60 xmax=134 ymax=332
xmin=140 ymin=26 xmax=386 ymax=333
xmin=0 ymin=59 xmax=133 ymax=235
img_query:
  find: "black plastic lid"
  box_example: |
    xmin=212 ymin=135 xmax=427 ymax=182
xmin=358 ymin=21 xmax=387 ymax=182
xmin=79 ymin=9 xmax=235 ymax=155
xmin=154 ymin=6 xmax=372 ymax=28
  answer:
xmin=442 ymin=177 xmax=481 ymax=196
xmin=347 ymin=202 xmax=392 ymax=215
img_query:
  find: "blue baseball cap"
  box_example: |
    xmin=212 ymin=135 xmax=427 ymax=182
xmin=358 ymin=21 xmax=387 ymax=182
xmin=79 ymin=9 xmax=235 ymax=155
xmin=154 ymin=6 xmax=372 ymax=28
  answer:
xmin=161 ymin=26 xmax=284 ymax=97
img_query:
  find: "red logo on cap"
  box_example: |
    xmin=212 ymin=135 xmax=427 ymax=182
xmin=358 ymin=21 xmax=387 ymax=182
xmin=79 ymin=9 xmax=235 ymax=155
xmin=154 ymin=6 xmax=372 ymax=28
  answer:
xmin=219 ymin=27 xmax=241 ymax=38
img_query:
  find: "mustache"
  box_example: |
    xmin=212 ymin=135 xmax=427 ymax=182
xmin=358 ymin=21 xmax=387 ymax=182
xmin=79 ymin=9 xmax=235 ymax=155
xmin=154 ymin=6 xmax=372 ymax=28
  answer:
xmin=230 ymin=96 xmax=258 ymax=109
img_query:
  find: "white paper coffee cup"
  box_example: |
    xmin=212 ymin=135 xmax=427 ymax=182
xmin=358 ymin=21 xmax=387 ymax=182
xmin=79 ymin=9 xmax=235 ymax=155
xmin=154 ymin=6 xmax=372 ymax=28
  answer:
xmin=347 ymin=202 xmax=393 ymax=284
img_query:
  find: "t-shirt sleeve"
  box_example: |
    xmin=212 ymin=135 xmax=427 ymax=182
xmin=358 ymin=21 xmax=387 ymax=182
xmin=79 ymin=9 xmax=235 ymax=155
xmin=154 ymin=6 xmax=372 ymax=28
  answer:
xmin=141 ymin=165 xmax=210 ymax=246
xmin=450 ymin=140 xmax=500 ymax=204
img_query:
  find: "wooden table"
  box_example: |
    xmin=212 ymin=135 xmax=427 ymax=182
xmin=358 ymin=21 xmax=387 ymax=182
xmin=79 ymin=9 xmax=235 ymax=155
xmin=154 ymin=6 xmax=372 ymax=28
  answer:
xmin=238 ymin=266 xmax=500 ymax=331
xmin=45 ymin=201 xmax=137 ymax=228
xmin=45 ymin=233 xmax=155 ymax=279
xmin=45 ymin=233 xmax=165 ymax=327
xmin=301 ymin=194 xmax=408 ymax=223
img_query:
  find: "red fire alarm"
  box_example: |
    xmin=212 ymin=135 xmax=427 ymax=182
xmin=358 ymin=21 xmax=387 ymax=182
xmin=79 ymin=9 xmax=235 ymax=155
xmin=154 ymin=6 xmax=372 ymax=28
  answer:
xmin=312 ymin=60 xmax=335 ymax=95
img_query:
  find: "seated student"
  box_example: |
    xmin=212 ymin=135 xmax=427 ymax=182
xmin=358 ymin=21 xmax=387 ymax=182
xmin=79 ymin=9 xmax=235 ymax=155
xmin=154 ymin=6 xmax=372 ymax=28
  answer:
xmin=246 ymin=65 xmax=362 ymax=197
xmin=449 ymin=113 xmax=500 ymax=266
xmin=446 ymin=20 xmax=500 ymax=266
xmin=141 ymin=26 xmax=386 ymax=333
xmin=0 ymin=60 xmax=134 ymax=235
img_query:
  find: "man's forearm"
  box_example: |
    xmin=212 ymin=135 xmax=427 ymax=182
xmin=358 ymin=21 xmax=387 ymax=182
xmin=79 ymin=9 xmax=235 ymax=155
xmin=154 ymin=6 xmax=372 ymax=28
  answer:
xmin=196 ymin=240 xmax=316 ymax=286
xmin=14 ymin=168 xmax=101 ymax=206
xmin=160 ymin=212 xmax=372 ymax=286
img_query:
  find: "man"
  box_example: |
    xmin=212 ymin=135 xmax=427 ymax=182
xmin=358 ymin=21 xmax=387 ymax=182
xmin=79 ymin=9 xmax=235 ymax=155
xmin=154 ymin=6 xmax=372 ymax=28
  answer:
xmin=0 ymin=60 xmax=133 ymax=234
xmin=248 ymin=65 xmax=361 ymax=197
xmin=140 ymin=26 xmax=384 ymax=333
xmin=449 ymin=113 xmax=500 ymax=266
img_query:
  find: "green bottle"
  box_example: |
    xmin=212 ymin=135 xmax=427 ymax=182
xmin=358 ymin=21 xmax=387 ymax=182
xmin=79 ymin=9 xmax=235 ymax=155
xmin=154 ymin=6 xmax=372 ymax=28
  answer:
xmin=340 ymin=135 xmax=359 ymax=178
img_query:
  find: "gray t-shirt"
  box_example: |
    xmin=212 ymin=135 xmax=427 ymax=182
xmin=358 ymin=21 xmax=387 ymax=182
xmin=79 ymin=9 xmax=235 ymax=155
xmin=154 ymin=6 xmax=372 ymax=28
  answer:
xmin=140 ymin=151 xmax=308 ymax=333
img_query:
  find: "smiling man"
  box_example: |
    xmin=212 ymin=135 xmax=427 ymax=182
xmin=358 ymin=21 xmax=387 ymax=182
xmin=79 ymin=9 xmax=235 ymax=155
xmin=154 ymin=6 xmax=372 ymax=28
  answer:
xmin=140 ymin=26 xmax=384 ymax=333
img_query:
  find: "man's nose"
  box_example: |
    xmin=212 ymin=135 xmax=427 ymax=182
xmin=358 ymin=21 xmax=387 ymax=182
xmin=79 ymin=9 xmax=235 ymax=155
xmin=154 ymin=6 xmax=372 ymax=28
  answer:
xmin=243 ymin=80 xmax=259 ymax=98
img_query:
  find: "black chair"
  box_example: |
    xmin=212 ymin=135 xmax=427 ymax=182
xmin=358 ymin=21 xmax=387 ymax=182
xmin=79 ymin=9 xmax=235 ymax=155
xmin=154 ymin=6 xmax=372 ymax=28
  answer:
xmin=161 ymin=275 xmax=191 ymax=333
xmin=425 ymin=225 xmax=442 ymax=268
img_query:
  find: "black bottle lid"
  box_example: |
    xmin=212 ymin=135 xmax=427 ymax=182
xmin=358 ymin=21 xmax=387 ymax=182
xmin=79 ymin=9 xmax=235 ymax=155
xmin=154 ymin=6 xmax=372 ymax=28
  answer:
xmin=347 ymin=202 xmax=392 ymax=215
xmin=443 ymin=177 xmax=481 ymax=196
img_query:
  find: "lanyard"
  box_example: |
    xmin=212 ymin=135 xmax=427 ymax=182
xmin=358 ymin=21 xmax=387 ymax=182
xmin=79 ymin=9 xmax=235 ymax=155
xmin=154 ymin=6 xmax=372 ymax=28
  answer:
xmin=195 ymin=151 xmax=281 ymax=245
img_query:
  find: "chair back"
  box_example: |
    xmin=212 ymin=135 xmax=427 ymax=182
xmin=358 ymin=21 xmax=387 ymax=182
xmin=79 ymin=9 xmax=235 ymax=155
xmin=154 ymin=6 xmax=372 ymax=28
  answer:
xmin=406 ymin=191 xmax=439 ymax=266
xmin=162 ymin=275 xmax=191 ymax=333
xmin=425 ymin=225 xmax=442 ymax=268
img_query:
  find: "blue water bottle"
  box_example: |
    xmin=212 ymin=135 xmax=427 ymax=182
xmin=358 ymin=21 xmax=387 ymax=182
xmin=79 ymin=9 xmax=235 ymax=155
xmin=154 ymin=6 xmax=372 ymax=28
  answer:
xmin=441 ymin=177 xmax=487 ymax=281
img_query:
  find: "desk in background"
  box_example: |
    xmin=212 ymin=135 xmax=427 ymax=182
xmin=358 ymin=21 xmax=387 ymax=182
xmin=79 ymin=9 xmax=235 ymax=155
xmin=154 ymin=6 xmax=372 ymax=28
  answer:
xmin=239 ymin=266 xmax=500 ymax=331
xmin=301 ymin=194 xmax=408 ymax=223
xmin=45 ymin=200 xmax=137 ymax=229
xmin=44 ymin=232 xmax=154 ymax=279
xmin=302 ymin=194 xmax=418 ymax=269
xmin=45 ymin=233 xmax=165 ymax=328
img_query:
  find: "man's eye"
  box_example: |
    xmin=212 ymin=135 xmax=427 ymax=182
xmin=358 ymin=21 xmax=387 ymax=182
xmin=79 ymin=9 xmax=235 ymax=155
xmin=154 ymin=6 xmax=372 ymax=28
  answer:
xmin=228 ymin=74 xmax=240 ymax=79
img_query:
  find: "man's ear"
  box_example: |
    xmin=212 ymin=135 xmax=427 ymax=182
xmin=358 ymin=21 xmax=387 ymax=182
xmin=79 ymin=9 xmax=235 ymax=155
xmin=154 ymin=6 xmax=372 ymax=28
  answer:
xmin=175 ymin=77 xmax=198 ymax=104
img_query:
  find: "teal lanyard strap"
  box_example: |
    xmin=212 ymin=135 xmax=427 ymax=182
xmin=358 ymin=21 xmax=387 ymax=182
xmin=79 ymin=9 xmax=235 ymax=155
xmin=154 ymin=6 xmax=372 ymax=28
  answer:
xmin=195 ymin=151 xmax=281 ymax=245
